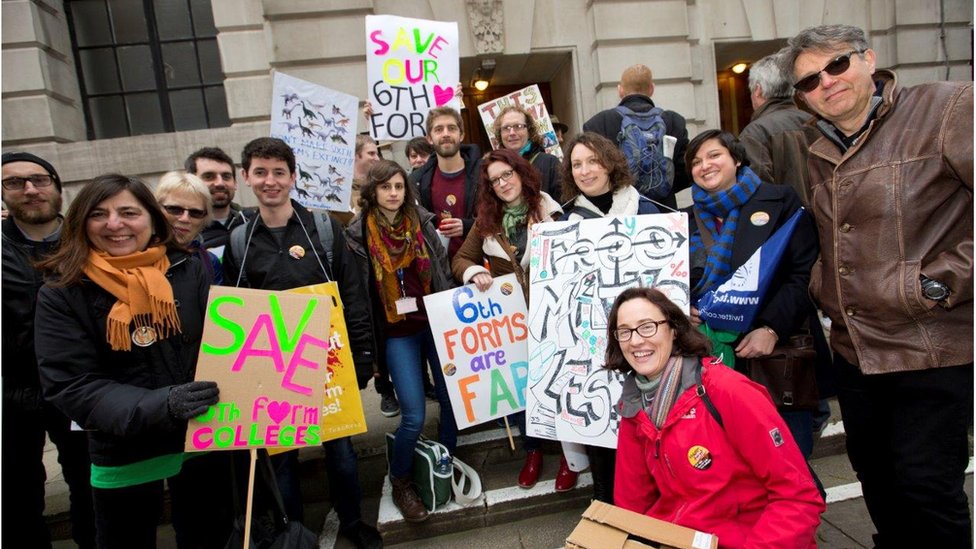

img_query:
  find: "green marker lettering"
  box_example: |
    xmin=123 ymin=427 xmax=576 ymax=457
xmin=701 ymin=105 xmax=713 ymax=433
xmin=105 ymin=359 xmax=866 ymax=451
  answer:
xmin=202 ymin=295 xmax=246 ymax=355
xmin=489 ymin=369 xmax=517 ymax=415
xmin=269 ymin=294 xmax=318 ymax=352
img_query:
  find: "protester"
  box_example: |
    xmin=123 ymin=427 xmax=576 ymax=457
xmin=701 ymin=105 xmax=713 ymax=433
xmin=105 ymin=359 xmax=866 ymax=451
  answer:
xmin=405 ymin=136 xmax=434 ymax=170
xmin=559 ymin=132 xmax=660 ymax=503
xmin=155 ymin=170 xmax=222 ymax=285
xmin=786 ymin=24 xmax=973 ymax=545
xmin=492 ymin=105 xmax=562 ymax=203
xmin=221 ymin=137 xmax=382 ymax=549
xmin=450 ymin=149 xmax=568 ymax=490
xmin=607 ymin=287 xmax=824 ymax=547
xmin=34 ymin=174 xmax=235 ymax=549
xmin=185 ymin=146 xmax=248 ymax=250
xmin=684 ymin=130 xmax=821 ymax=463
xmin=345 ymin=159 xmax=457 ymax=522
xmin=2 ymin=152 xmax=96 ymax=548
xmin=550 ymin=116 xmax=569 ymax=145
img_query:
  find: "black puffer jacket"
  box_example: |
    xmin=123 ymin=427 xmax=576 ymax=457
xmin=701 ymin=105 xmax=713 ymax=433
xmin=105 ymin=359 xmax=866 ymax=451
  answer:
xmin=2 ymin=218 xmax=60 ymax=412
xmin=35 ymin=249 xmax=209 ymax=466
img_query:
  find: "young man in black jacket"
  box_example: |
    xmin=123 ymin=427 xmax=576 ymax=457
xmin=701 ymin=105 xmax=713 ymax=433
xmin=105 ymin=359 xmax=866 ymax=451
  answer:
xmin=222 ymin=137 xmax=382 ymax=549
xmin=1 ymin=152 xmax=95 ymax=548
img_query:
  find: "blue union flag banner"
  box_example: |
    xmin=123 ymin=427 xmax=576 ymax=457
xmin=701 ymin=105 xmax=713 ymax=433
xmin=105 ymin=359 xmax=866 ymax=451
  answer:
xmin=696 ymin=208 xmax=805 ymax=333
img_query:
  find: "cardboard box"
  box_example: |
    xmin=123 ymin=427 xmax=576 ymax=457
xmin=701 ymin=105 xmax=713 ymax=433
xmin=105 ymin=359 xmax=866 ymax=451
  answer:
xmin=566 ymin=501 xmax=718 ymax=549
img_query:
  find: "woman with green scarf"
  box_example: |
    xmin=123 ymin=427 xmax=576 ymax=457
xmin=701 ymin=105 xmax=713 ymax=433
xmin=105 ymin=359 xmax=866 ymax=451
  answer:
xmin=452 ymin=148 xmax=564 ymax=491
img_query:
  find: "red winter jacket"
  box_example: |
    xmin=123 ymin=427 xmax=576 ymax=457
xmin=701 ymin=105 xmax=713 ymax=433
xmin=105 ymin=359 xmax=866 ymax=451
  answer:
xmin=614 ymin=357 xmax=824 ymax=548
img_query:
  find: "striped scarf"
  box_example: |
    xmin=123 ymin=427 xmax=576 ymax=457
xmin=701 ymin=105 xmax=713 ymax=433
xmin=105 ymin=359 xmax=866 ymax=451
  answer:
xmin=635 ymin=355 xmax=683 ymax=429
xmin=690 ymin=166 xmax=761 ymax=296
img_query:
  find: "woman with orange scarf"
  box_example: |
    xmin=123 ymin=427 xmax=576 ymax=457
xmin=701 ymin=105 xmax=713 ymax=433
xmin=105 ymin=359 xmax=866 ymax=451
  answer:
xmin=346 ymin=160 xmax=456 ymax=524
xmin=34 ymin=175 xmax=235 ymax=548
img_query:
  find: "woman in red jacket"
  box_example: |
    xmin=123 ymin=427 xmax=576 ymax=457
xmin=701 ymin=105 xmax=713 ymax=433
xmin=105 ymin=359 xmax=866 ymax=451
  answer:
xmin=605 ymin=287 xmax=823 ymax=548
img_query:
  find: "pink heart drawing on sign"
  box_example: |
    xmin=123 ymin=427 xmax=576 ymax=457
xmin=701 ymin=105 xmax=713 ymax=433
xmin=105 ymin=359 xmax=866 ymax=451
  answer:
xmin=433 ymin=85 xmax=455 ymax=106
xmin=267 ymin=401 xmax=291 ymax=424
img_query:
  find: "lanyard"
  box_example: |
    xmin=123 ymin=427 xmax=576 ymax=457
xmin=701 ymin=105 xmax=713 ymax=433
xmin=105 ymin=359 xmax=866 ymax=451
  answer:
xmin=396 ymin=268 xmax=408 ymax=298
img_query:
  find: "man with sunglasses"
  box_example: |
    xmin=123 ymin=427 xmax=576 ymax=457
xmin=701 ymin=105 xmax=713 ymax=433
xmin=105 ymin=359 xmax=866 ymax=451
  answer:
xmin=786 ymin=25 xmax=973 ymax=546
xmin=185 ymin=146 xmax=250 ymax=251
xmin=1 ymin=152 xmax=96 ymax=548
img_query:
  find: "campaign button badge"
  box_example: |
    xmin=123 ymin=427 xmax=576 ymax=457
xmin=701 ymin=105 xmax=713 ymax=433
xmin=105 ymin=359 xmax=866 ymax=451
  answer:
xmin=687 ymin=445 xmax=713 ymax=470
xmin=750 ymin=211 xmax=770 ymax=226
xmin=289 ymin=245 xmax=305 ymax=259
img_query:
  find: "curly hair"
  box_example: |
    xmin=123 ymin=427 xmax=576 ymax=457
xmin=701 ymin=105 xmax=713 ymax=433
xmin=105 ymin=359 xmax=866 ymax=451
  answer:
xmin=492 ymin=106 xmax=544 ymax=150
xmin=357 ymin=159 xmax=421 ymax=223
xmin=603 ymin=287 xmax=711 ymax=374
xmin=241 ymin=137 xmax=295 ymax=174
xmin=560 ymin=132 xmax=634 ymax=202
xmin=475 ymin=148 xmax=544 ymax=235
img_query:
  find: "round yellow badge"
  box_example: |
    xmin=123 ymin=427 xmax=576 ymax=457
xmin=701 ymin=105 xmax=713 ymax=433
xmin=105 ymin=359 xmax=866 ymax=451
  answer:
xmin=288 ymin=245 xmax=305 ymax=259
xmin=750 ymin=211 xmax=770 ymax=226
xmin=687 ymin=445 xmax=713 ymax=470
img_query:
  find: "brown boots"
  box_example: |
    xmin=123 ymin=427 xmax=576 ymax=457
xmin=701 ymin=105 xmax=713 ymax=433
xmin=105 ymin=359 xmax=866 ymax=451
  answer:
xmin=391 ymin=476 xmax=429 ymax=522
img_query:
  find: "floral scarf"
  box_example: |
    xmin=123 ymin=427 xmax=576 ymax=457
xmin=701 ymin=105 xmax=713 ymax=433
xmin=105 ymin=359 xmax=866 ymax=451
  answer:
xmin=366 ymin=210 xmax=431 ymax=323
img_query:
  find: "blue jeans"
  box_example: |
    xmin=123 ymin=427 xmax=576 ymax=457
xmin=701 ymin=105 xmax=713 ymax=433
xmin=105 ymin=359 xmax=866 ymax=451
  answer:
xmin=387 ymin=327 xmax=457 ymax=479
xmin=271 ymin=437 xmax=363 ymax=530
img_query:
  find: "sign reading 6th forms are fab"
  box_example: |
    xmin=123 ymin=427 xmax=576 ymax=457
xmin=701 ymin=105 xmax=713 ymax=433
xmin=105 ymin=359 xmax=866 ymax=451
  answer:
xmin=424 ymin=274 xmax=529 ymax=430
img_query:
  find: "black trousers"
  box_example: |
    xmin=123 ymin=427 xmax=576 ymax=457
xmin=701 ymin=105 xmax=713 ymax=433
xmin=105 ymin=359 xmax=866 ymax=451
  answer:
xmin=2 ymin=401 xmax=95 ymax=549
xmin=835 ymin=353 xmax=973 ymax=548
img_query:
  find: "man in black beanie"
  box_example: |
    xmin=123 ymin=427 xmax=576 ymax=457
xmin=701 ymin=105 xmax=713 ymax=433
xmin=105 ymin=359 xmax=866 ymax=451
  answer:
xmin=2 ymin=152 xmax=95 ymax=548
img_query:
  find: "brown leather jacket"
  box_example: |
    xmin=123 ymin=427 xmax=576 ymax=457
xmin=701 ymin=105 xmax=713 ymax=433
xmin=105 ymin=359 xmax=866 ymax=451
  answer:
xmin=802 ymin=70 xmax=973 ymax=374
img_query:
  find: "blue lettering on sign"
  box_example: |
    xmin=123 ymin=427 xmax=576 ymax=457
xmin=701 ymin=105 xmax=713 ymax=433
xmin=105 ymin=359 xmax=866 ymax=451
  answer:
xmin=452 ymin=286 xmax=505 ymax=323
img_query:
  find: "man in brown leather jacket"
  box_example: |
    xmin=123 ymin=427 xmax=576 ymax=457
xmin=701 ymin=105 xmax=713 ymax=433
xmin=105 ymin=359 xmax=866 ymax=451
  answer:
xmin=786 ymin=25 xmax=973 ymax=547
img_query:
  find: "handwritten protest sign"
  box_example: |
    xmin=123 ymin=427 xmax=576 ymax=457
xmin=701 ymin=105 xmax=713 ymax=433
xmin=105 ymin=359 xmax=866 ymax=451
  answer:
xmin=477 ymin=84 xmax=563 ymax=160
xmin=185 ymin=286 xmax=331 ymax=451
xmin=365 ymin=15 xmax=460 ymax=140
xmin=526 ymin=213 xmax=689 ymax=448
xmin=289 ymin=283 xmax=366 ymax=441
xmin=271 ymin=72 xmax=359 ymax=212
xmin=424 ymin=274 xmax=529 ymax=429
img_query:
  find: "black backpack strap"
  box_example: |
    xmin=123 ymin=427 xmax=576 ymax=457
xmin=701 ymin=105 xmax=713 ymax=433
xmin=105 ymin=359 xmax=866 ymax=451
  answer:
xmin=569 ymin=206 xmax=602 ymax=220
xmin=695 ymin=360 xmax=724 ymax=429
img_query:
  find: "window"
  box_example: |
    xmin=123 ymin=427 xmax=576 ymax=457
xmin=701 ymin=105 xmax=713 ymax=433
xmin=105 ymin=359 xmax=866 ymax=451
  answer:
xmin=66 ymin=0 xmax=230 ymax=139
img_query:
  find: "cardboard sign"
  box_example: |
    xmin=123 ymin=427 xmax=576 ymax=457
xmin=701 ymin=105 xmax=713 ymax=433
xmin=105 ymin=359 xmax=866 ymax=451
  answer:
xmin=526 ymin=213 xmax=690 ymax=448
xmin=185 ymin=286 xmax=331 ymax=451
xmin=478 ymin=84 xmax=563 ymax=160
xmin=424 ymin=274 xmax=529 ymax=429
xmin=270 ymin=72 xmax=359 ymax=213
xmin=365 ymin=15 xmax=460 ymax=140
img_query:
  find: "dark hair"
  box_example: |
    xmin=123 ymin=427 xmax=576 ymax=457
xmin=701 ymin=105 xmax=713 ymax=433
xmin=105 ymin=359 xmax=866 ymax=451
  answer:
xmin=560 ymin=132 xmax=633 ymax=202
xmin=475 ymin=149 xmax=543 ymax=235
xmin=241 ymin=137 xmax=295 ymax=174
xmin=492 ymin=105 xmax=544 ymax=149
xmin=603 ymin=287 xmax=711 ymax=374
xmin=184 ymin=146 xmax=234 ymax=174
xmin=357 ymin=160 xmax=421 ymax=222
xmin=684 ymin=129 xmax=750 ymax=181
xmin=37 ymin=174 xmax=174 ymax=286
xmin=405 ymin=136 xmax=434 ymax=158
xmin=425 ymin=107 xmax=464 ymax=135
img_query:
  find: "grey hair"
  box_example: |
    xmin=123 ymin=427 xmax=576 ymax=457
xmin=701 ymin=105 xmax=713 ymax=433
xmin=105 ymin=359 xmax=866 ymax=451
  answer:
xmin=784 ymin=25 xmax=870 ymax=80
xmin=748 ymin=48 xmax=793 ymax=99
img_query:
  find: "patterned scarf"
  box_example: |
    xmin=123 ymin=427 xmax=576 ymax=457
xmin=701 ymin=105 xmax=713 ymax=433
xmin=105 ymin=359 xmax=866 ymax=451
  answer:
xmin=501 ymin=203 xmax=529 ymax=243
xmin=82 ymin=245 xmax=182 ymax=351
xmin=366 ymin=210 xmax=431 ymax=324
xmin=690 ymin=166 xmax=762 ymax=296
xmin=636 ymin=355 xmax=684 ymax=429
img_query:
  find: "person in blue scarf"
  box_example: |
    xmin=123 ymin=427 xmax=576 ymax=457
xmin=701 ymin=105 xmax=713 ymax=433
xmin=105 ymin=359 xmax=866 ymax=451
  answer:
xmin=685 ymin=130 xmax=821 ymax=462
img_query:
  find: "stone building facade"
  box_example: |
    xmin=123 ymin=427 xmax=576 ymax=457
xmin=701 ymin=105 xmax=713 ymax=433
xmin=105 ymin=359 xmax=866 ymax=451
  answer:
xmin=2 ymin=0 xmax=972 ymax=205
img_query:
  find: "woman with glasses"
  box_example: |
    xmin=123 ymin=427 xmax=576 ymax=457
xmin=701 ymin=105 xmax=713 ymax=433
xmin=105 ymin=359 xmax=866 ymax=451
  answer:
xmin=558 ymin=132 xmax=661 ymax=504
xmin=33 ymin=174 xmax=235 ymax=548
xmin=684 ymin=130 xmax=822 ymax=467
xmin=452 ymin=148 xmax=564 ymax=490
xmin=492 ymin=105 xmax=563 ymax=203
xmin=606 ymin=287 xmax=824 ymax=547
xmin=154 ymin=171 xmax=222 ymax=285
xmin=345 ymin=159 xmax=457 ymax=524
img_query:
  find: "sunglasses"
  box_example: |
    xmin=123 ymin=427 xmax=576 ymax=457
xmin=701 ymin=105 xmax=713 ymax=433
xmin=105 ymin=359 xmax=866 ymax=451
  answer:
xmin=162 ymin=204 xmax=208 ymax=219
xmin=793 ymin=50 xmax=865 ymax=93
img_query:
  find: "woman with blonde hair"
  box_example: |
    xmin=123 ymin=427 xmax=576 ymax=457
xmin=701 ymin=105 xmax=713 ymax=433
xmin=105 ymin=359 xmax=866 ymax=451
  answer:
xmin=154 ymin=170 xmax=222 ymax=284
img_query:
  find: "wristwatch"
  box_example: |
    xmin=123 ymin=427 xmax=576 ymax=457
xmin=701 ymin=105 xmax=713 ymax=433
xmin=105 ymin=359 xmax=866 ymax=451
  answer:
xmin=920 ymin=275 xmax=950 ymax=301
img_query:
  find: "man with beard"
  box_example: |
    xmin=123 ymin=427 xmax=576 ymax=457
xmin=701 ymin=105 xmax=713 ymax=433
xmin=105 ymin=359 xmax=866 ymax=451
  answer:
xmin=408 ymin=106 xmax=481 ymax=258
xmin=185 ymin=146 xmax=249 ymax=251
xmin=2 ymin=152 xmax=95 ymax=548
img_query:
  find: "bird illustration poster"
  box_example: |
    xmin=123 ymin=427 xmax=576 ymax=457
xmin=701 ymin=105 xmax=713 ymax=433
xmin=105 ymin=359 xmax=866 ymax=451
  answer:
xmin=365 ymin=15 xmax=461 ymax=140
xmin=270 ymin=72 xmax=359 ymax=213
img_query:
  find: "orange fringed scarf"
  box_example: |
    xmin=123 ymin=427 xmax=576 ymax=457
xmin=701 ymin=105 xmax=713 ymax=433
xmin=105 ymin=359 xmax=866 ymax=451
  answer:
xmin=82 ymin=245 xmax=182 ymax=351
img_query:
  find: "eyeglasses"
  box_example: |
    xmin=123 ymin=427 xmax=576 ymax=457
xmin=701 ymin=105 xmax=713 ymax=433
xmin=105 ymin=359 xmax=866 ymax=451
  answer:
xmin=489 ymin=169 xmax=516 ymax=187
xmin=793 ymin=50 xmax=865 ymax=93
xmin=161 ymin=204 xmax=208 ymax=219
xmin=1 ymin=174 xmax=54 ymax=191
xmin=501 ymin=123 xmax=528 ymax=133
xmin=198 ymin=172 xmax=234 ymax=182
xmin=612 ymin=319 xmax=668 ymax=342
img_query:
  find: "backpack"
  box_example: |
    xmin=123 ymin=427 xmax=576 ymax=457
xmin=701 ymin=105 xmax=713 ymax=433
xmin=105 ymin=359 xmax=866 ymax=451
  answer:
xmin=229 ymin=211 xmax=334 ymax=285
xmin=615 ymin=105 xmax=674 ymax=201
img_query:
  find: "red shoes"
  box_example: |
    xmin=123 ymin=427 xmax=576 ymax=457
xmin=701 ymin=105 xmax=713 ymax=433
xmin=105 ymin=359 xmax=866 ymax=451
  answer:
xmin=518 ymin=450 xmax=543 ymax=488
xmin=554 ymin=455 xmax=579 ymax=492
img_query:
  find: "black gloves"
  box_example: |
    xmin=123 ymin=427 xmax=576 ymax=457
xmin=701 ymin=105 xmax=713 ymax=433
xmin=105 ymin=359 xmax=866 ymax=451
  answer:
xmin=167 ymin=381 xmax=219 ymax=420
